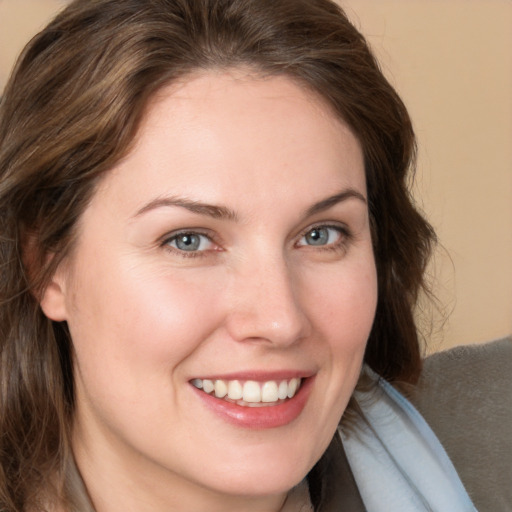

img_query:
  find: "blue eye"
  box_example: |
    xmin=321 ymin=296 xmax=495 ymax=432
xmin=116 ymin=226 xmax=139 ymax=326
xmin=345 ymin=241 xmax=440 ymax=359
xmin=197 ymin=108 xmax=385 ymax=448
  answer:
xmin=166 ymin=232 xmax=213 ymax=252
xmin=298 ymin=226 xmax=343 ymax=247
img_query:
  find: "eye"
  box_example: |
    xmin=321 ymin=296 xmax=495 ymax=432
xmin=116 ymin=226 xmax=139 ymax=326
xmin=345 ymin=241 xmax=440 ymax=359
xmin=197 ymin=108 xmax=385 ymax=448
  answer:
xmin=165 ymin=232 xmax=215 ymax=253
xmin=297 ymin=225 xmax=345 ymax=247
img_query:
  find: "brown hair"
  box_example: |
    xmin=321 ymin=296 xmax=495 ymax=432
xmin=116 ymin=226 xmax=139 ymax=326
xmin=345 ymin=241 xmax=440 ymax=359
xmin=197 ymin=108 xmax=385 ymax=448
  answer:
xmin=0 ymin=0 xmax=435 ymax=509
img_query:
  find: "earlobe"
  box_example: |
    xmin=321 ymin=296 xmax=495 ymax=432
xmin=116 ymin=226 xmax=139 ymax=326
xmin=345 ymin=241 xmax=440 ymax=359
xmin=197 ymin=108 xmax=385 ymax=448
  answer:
xmin=39 ymin=275 xmax=68 ymax=322
xmin=22 ymin=231 xmax=69 ymax=322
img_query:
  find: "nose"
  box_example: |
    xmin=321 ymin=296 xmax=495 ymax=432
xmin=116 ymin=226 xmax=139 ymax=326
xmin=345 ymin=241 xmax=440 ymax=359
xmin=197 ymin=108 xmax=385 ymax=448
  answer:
xmin=224 ymin=254 xmax=311 ymax=347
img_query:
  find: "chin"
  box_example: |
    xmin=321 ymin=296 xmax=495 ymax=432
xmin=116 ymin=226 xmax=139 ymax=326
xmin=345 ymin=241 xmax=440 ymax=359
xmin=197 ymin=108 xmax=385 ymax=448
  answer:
xmin=212 ymin=468 xmax=307 ymax=498
xmin=199 ymin=441 xmax=319 ymax=497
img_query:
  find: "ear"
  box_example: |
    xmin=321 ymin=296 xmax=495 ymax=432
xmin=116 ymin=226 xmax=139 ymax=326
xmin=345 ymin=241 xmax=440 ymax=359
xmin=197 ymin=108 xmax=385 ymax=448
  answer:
xmin=39 ymin=274 xmax=68 ymax=322
xmin=22 ymin=229 xmax=69 ymax=322
xmin=39 ymin=269 xmax=69 ymax=322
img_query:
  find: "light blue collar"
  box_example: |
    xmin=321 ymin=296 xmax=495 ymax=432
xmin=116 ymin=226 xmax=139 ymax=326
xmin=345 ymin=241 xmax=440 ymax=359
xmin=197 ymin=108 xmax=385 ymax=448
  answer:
xmin=341 ymin=368 xmax=478 ymax=511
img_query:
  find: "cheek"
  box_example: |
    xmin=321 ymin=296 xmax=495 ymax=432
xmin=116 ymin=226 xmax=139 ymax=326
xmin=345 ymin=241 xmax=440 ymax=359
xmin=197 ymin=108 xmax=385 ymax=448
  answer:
xmin=305 ymin=255 xmax=377 ymax=391
xmin=291 ymin=255 xmax=377 ymax=454
xmin=67 ymin=259 xmax=225 ymax=385
xmin=308 ymin=258 xmax=377 ymax=343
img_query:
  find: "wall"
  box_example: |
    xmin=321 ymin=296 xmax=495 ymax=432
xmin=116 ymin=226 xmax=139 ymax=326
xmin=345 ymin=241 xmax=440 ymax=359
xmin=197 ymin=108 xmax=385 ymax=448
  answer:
xmin=1 ymin=0 xmax=511 ymax=352
xmin=341 ymin=0 xmax=512 ymax=351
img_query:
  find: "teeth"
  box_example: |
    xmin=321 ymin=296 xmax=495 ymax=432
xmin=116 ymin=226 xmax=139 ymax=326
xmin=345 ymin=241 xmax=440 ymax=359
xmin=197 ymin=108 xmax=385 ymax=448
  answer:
xmin=227 ymin=380 xmax=243 ymax=400
xmin=261 ymin=381 xmax=278 ymax=402
xmin=191 ymin=378 xmax=203 ymax=389
xmin=288 ymin=378 xmax=299 ymax=398
xmin=243 ymin=381 xmax=261 ymax=402
xmin=278 ymin=380 xmax=288 ymax=400
xmin=202 ymin=379 xmax=214 ymax=394
xmin=191 ymin=377 xmax=302 ymax=405
xmin=214 ymin=380 xmax=227 ymax=398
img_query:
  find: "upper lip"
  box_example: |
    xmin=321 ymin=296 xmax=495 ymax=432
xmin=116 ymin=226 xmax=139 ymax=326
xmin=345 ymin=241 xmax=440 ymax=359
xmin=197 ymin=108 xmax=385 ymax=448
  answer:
xmin=189 ymin=370 xmax=315 ymax=382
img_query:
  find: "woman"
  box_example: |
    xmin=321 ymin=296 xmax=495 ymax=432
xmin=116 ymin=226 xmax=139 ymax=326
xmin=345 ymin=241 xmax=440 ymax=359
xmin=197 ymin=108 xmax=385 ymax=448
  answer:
xmin=0 ymin=0 xmax=477 ymax=510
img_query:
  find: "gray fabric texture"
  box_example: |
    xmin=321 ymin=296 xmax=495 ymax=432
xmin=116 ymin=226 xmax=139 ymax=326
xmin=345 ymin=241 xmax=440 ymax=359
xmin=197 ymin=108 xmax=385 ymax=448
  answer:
xmin=411 ymin=337 xmax=512 ymax=512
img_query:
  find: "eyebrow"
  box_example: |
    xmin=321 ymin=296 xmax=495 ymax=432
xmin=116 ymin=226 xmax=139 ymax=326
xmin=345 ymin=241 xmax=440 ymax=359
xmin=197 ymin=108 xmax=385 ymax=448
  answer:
xmin=134 ymin=196 xmax=239 ymax=221
xmin=304 ymin=189 xmax=367 ymax=217
xmin=134 ymin=188 xmax=366 ymax=221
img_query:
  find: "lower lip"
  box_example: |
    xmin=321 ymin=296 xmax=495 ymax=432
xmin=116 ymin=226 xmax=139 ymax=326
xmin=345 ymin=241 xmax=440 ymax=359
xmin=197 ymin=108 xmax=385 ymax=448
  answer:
xmin=192 ymin=377 xmax=314 ymax=429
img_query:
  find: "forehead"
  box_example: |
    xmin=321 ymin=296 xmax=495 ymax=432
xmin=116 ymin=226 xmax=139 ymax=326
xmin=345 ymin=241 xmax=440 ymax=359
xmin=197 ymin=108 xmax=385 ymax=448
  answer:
xmin=89 ymin=71 xmax=366 ymax=217
xmin=147 ymin=69 xmax=343 ymax=130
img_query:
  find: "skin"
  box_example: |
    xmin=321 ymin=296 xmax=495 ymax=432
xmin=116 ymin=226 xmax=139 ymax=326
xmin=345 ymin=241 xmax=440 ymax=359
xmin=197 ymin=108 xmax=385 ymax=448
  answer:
xmin=41 ymin=71 xmax=378 ymax=512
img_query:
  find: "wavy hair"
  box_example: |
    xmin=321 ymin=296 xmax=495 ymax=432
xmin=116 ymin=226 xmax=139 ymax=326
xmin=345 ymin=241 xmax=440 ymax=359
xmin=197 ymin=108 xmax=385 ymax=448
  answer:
xmin=0 ymin=0 xmax=435 ymax=509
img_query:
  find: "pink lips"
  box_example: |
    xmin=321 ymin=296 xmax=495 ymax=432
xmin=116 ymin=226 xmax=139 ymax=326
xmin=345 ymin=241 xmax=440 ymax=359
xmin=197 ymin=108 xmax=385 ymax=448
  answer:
xmin=191 ymin=375 xmax=314 ymax=429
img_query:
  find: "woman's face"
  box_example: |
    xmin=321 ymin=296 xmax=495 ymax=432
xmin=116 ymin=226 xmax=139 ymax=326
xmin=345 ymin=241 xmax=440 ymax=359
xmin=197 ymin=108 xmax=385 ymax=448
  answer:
xmin=42 ymin=72 xmax=377 ymax=509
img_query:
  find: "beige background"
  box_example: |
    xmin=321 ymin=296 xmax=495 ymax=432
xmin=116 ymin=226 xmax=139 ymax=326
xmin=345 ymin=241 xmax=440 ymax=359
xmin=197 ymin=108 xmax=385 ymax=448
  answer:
xmin=1 ymin=0 xmax=511 ymax=352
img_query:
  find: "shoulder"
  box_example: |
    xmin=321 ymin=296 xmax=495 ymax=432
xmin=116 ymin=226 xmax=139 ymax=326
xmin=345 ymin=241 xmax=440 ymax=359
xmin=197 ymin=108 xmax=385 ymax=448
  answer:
xmin=411 ymin=337 xmax=512 ymax=512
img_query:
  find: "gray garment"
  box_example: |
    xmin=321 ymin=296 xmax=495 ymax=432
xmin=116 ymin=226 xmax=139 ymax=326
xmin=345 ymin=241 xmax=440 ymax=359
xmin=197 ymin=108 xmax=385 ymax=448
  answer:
xmin=308 ymin=433 xmax=366 ymax=511
xmin=411 ymin=337 xmax=512 ymax=512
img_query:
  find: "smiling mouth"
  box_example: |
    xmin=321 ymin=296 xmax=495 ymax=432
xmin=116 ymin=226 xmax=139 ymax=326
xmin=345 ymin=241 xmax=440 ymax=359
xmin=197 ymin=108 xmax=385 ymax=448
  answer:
xmin=191 ymin=378 xmax=302 ymax=407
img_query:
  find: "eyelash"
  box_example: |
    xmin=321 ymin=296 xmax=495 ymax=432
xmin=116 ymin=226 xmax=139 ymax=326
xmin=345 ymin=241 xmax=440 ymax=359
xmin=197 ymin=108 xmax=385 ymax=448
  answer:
xmin=295 ymin=223 xmax=352 ymax=253
xmin=161 ymin=230 xmax=218 ymax=259
xmin=161 ymin=223 xmax=352 ymax=259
